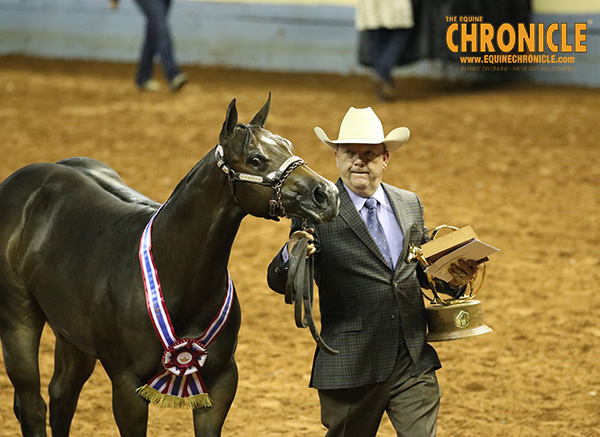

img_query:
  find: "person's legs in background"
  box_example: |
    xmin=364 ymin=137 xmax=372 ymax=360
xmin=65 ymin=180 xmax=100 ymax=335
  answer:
xmin=135 ymin=0 xmax=157 ymax=89
xmin=369 ymin=28 xmax=412 ymax=101
xmin=134 ymin=0 xmax=187 ymax=91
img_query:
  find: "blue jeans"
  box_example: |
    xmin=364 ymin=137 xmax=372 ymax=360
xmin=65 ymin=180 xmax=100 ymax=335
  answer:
xmin=368 ymin=28 xmax=413 ymax=82
xmin=133 ymin=0 xmax=181 ymax=85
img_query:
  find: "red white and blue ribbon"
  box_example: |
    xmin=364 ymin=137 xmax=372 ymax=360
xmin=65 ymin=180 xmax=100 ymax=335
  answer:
xmin=136 ymin=205 xmax=234 ymax=408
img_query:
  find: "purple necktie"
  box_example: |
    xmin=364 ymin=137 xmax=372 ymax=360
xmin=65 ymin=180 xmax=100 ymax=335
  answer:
xmin=365 ymin=197 xmax=393 ymax=268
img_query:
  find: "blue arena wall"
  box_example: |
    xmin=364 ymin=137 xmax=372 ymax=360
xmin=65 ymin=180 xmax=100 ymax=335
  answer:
xmin=0 ymin=0 xmax=358 ymax=74
xmin=0 ymin=0 xmax=598 ymax=87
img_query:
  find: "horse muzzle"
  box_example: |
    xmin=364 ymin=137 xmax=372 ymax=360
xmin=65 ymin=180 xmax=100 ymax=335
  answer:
xmin=285 ymin=176 xmax=339 ymax=224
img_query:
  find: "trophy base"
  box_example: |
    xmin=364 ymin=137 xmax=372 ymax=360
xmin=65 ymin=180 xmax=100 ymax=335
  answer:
xmin=426 ymin=299 xmax=493 ymax=342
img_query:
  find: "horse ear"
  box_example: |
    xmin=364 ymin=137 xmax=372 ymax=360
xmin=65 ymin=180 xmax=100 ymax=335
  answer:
xmin=220 ymin=98 xmax=238 ymax=145
xmin=250 ymin=93 xmax=271 ymax=128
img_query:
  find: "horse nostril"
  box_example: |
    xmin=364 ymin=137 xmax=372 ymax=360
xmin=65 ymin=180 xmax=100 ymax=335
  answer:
xmin=312 ymin=184 xmax=329 ymax=208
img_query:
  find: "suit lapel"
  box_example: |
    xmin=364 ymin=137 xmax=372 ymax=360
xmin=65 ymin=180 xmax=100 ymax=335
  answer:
xmin=336 ymin=180 xmax=392 ymax=269
xmin=382 ymin=183 xmax=414 ymax=273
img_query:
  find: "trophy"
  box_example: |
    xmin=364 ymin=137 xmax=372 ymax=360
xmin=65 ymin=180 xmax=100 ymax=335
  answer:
xmin=407 ymin=225 xmax=497 ymax=341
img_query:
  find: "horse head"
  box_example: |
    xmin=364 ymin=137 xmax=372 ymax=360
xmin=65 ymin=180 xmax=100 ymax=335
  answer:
xmin=216 ymin=95 xmax=339 ymax=223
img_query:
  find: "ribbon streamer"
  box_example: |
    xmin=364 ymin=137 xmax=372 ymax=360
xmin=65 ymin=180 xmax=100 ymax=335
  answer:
xmin=137 ymin=205 xmax=234 ymax=408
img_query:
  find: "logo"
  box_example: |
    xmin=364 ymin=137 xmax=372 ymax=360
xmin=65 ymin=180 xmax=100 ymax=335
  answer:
xmin=454 ymin=310 xmax=471 ymax=329
xmin=445 ymin=16 xmax=589 ymax=71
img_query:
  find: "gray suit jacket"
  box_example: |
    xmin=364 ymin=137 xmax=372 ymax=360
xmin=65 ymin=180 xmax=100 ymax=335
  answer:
xmin=267 ymin=179 xmax=461 ymax=390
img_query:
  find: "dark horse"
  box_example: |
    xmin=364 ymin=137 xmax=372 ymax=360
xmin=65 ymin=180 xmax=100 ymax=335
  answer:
xmin=0 ymin=96 xmax=339 ymax=436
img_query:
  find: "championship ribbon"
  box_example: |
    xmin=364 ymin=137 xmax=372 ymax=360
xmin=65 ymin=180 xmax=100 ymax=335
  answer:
xmin=136 ymin=206 xmax=234 ymax=409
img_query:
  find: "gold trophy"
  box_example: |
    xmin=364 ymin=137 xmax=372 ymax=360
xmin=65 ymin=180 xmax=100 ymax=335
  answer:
xmin=408 ymin=225 xmax=497 ymax=341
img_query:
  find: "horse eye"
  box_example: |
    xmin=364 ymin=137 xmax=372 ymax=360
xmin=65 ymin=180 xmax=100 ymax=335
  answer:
xmin=248 ymin=155 xmax=266 ymax=168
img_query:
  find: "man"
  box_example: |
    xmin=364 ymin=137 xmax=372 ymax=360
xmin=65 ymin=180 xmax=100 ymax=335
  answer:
xmin=267 ymin=107 xmax=478 ymax=436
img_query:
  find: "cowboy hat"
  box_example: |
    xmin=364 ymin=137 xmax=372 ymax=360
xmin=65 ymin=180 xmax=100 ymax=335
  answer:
xmin=314 ymin=107 xmax=410 ymax=152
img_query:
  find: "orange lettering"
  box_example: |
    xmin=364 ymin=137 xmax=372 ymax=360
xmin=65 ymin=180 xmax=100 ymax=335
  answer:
xmin=497 ymin=23 xmax=516 ymax=52
xmin=480 ymin=23 xmax=495 ymax=52
xmin=538 ymin=23 xmax=545 ymax=52
xmin=461 ymin=23 xmax=478 ymax=52
xmin=574 ymin=23 xmax=587 ymax=53
xmin=560 ymin=23 xmax=573 ymax=52
xmin=546 ymin=23 xmax=559 ymax=52
xmin=447 ymin=23 xmax=459 ymax=52
xmin=518 ymin=23 xmax=535 ymax=53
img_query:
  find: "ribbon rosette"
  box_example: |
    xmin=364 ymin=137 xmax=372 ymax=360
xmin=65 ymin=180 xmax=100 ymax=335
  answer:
xmin=163 ymin=339 xmax=208 ymax=375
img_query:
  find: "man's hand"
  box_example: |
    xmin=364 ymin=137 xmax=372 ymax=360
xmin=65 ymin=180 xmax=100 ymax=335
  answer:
xmin=288 ymin=228 xmax=315 ymax=258
xmin=448 ymin=259 xmax=479 ymax=287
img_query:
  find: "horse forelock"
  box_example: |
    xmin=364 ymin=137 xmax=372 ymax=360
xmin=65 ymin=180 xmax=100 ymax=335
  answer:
xmin=224 ymin=123 xmax=296 ymax=178
xmin=251 ymin=128 xmax=295 ymax=156
xmin=234 ymin=123 xmax=253 ymax=149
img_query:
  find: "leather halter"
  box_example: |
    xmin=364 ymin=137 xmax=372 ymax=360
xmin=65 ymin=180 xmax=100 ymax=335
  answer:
xmin=215 ymin=144 xmax=306 ymax=219
xmin=285 ymin=237 xmax=338 ymax=355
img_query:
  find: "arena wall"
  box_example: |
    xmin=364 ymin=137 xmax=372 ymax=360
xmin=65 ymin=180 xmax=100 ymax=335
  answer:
xmin=0 ymin=0 xmax=598 ymax=86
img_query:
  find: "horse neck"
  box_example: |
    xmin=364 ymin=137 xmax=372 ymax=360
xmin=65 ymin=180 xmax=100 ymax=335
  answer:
xmin=149 ymin=151 xmax=245 ymax=321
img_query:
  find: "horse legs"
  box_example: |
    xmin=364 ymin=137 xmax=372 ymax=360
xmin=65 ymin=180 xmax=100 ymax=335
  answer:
xmin=192 ymin=358 xmax=239 ymax=437
xmin=48 ymin=333 xmax=97 ymax=436
xmin=110 ymin=372 xmax=150 ymax=437
xmin=0 ymin=298 xmax=47 ymax=437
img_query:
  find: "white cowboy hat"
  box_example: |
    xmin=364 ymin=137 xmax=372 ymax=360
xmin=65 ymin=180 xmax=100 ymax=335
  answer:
xmin=314 ymin=107 xmax=410 ymax=152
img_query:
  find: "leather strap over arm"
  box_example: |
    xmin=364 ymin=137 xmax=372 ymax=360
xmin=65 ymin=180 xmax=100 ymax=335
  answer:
xmin=285 ymin=237 xmax=339 ymax=355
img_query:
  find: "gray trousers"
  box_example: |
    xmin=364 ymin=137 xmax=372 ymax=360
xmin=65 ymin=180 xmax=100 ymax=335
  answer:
xmin=318 ymin=343 xmax=440 ymax=437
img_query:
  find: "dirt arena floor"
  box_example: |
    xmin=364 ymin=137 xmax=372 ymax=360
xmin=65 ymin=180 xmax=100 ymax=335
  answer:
xmin=0 ymin=55 xmax=599 ymax=436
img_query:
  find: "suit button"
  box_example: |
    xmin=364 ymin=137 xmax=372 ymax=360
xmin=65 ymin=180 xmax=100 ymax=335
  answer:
xmin=391 ymin=314 xmax=397 ymax=320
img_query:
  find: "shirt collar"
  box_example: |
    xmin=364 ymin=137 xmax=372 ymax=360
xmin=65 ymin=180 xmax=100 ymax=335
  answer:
xmin=342 ymin=183 xmax=389 ymax=211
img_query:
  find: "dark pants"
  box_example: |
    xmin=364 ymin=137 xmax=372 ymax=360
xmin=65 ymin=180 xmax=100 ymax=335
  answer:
xmin=368 ymin=28 xmax=413 ymax=82
xmin=318 ymin=342 xmax=440 ymax=437
xmin=133 ymin=0 xmax=181 ymax=85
